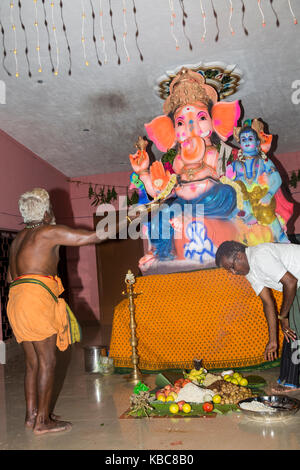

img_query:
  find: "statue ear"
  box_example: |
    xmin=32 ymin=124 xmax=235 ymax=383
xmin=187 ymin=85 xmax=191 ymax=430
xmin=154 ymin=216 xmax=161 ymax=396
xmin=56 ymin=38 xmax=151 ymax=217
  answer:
xmin=260 ymin=132 xmax=273 ymax=153
xmin=251 ymin=118 xmax=272 ymax=153
xmin=211 ymin=101 xmax=241 ymax=141
xmin=145 ymin=115 xmax=176 ymax=152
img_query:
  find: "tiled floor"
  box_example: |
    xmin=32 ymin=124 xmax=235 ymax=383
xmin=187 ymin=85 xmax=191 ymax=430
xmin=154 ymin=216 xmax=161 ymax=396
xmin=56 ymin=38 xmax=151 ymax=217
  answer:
xmin=1 ymin=326 xmax=300 ymax=450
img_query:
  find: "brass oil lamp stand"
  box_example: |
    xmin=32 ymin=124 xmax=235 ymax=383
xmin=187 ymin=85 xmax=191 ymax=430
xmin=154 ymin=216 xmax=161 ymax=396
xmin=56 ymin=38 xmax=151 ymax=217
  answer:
xmin=122 ymin=270 xmax=144 ymax=385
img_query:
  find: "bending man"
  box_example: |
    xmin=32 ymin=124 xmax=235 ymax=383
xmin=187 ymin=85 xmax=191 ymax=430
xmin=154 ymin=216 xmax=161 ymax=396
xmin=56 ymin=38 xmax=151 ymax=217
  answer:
xmin=215 ymin=240 xmax=300 ymax=393
xmin=7 ymin=188 xmax=148 ymax=435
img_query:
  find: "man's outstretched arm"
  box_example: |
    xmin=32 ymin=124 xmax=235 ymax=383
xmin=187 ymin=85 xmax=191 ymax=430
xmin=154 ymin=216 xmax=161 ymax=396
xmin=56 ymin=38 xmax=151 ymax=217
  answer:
xmin=44 ymin=216 xmax=132 ymax=247
xmin=43 ymin=204 xmax=155 ymax=247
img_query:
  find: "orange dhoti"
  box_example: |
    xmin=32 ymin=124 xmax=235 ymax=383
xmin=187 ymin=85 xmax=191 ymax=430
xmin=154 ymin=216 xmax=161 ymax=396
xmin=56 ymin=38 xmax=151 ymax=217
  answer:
xmin=7 ymin=275 xmax=73 ymax=351
xmin=110 ymin=268 xmax=284 ymax=371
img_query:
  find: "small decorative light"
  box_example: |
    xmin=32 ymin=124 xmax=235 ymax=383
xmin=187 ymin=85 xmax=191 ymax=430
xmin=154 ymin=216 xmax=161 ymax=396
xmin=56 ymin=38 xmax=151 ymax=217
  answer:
xmin=81 ymin=0 xmax=89 ymax=67
xmin=50 ymin=0 xmax=60 ymax=76
xmin=34 ymin=0 xmax=42 ymax=73
xmin=10 ymin=1 xmax=19 ymax=78
xmin=257 ymin=0 xmax=266 ymax=27
xmin=122 ymin=0 xmax=130 ymax=62
xmin=288 ymin=0 xmax=298 ymax=25
xmin=99 ymin=0 xmax=108 ymax=64
xmin=168 ymin=0 xmax=179 ymax=50
xmin=228 ymin=0 xmax=234 ymax=35
xmin=200 ymin=0 xmax=207 ymax=42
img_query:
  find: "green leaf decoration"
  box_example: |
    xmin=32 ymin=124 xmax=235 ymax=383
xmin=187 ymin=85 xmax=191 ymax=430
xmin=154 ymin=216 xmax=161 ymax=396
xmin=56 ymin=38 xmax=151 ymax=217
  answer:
xmin=111 ymin=186 xmax=118 ymax=201
xmin=88 ymin=184 xmax=94 ymax=200
xmin=89 ymin=185 xmax=119 ymax=207
xmin=161 ymin=148 xmax=177 ymax=165
xmin=133 ymin=381 xmax=150 ymax=395
xmin=127 ymin=190 xmax=139 ymax=207
xmin=289 ymin=171 xmax=298 ymax=189
xmin=244 ymin=375 xmax=266 ymax=388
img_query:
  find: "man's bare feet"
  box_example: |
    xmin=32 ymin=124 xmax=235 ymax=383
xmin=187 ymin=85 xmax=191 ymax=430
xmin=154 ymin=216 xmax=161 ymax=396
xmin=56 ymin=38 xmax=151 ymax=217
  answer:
xmin=25 ymin=410 xmax=61 ymax=429
xmin=25 ymin=415 xmax=36 ymax=429
xmin=33 ymin=418 xmax=72 ymax=435
xmin=271 ymin=383 xmax=300 ymax=394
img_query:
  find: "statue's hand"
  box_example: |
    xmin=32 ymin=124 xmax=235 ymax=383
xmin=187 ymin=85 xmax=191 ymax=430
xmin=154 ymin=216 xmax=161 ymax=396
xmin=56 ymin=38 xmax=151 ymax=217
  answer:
xmin=259 ymin=192 xmax=273 ymax=206
xmin=129 ymin=149 xmax=150 ymax=174
xmin=150 ymin=161 xmax=171 ymax=193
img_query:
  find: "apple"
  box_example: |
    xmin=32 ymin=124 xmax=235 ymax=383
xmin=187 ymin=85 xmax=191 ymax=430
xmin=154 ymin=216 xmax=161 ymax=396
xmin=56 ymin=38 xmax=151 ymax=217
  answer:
xmin=177 ymin=400 xmax=186 ymax=411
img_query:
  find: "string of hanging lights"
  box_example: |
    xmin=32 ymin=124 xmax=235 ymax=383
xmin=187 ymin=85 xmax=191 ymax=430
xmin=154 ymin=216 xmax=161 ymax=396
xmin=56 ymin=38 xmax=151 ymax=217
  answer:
xmin=0 ymin=0 xmax=298 ymax=78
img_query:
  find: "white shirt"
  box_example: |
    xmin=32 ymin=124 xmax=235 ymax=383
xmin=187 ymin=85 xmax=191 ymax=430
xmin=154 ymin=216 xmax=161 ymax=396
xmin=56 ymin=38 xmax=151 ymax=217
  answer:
xmin=245 ymin=243 xmax=300 ymax=296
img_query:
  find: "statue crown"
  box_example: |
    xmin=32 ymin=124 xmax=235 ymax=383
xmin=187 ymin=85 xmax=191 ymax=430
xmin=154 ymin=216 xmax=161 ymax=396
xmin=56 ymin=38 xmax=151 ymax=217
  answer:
xmin=163 ymin=67 xmax=218 ymax=115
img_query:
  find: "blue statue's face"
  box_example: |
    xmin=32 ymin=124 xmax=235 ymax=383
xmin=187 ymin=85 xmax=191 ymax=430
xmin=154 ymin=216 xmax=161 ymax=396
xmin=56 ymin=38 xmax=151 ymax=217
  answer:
xmin=240 ymin=130 xmax=260 ymax=157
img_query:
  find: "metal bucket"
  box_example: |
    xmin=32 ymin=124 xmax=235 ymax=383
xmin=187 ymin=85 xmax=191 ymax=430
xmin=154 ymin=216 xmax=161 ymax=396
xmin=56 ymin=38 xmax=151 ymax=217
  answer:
xmin=83 ymin=345 xmax=106 ymax=373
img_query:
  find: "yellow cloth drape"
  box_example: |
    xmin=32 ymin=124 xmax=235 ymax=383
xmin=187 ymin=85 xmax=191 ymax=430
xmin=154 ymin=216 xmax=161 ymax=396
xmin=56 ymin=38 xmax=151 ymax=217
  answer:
xmin=7 ymin=275 xmax=81 ymax=351
xmin=110 ymin=268 xmax=283 ymax=370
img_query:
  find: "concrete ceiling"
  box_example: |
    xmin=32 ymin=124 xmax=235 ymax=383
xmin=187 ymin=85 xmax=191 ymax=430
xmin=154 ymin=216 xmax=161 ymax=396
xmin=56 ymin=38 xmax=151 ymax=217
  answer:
xmin=0 ymin=0 xmax=299 ymax=177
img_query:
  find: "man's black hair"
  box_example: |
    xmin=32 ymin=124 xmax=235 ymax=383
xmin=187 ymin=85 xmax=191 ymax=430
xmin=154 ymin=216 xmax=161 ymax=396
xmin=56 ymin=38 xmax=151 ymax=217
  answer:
xmin=215 ymin=241 xmax=247 ymax=267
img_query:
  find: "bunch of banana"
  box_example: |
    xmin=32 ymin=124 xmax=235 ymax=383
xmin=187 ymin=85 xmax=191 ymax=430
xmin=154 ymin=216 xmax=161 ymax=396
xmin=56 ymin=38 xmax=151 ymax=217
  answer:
xmin=184 ymin=368 xmax=207 ymax=384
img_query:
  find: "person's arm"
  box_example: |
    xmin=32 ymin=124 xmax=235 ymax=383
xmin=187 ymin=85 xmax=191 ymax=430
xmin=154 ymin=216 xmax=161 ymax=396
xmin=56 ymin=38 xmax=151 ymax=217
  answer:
xmin=44 ymin=217 xmax=132 ymax=247
xmin=259 ymin=287 xmax=278 ymax=361
xmin=259 ymin=161 xmax=282 ymax=206
xmin=278 ymin=271 xmax=297 ymax=343
xmin=43 ymin=203 xmax=157 ymax=247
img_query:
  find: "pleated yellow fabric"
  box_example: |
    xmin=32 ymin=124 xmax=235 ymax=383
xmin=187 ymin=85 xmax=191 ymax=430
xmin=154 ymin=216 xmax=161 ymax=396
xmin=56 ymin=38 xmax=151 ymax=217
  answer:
xmin=110 ymin=268 xmax=283 ymax=370
xmin=7 ymin=275 xmax=81 ymax=351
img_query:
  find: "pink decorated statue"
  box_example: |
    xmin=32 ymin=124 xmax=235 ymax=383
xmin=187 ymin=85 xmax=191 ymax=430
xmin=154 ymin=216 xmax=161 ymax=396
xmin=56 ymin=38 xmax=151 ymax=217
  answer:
xmin=128 ymin=68 xmax=292 ymax=274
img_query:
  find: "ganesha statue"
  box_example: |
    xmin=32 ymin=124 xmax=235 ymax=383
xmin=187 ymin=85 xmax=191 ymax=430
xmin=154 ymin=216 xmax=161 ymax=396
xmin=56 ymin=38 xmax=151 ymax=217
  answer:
xmin=128 ymin=67 xmax=292 ymax=274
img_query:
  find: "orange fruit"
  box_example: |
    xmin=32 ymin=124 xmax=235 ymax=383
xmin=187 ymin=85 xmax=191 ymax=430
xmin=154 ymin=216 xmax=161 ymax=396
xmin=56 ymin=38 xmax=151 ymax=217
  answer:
xmin=169 ymin=403 xmax=179 ymax=414
xmin=157 ymin=394 xmax=166 ymax=402
xmin=212 ymin=394 xmax=221 ymax=404
xmin=182 ymin=403 xmax=191 ymax=414
xmin=166 ymin=395 xmax=174 ymax=402
xmin=239 ymin=378 xmax=248 ymax=387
